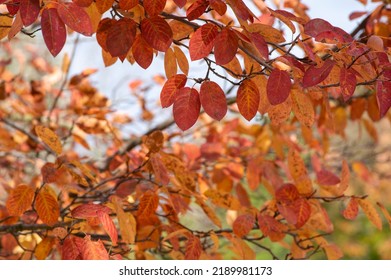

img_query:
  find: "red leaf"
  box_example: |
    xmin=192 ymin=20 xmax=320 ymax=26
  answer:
xmin=160 ymin=74 xmax=187 ymax=107
xmin=237 ymin=79 xmax=260 ymax=121
xmin=81 ymin=235 xmax=109 ymax=260
xmin=275 ymin=183 xmax=300 ymax=202
xmin=250 ymin=32 xmax=269 ymax=59
xmin=349 ymin=11 xmax=367 ymax=20
xmin=132 ymin=34 xmax=154 ymax=69
xmin=189 ymin=23 xmax=218 ymax=61
xmin=173 ymin=87 xmax=201 ymax=130
xmin=137 ymin=190 xmax=159 ymax=217
xmin=72 ymin=0 xmax=94 ymax=7
xmin=199 ymin=81 xmax=227 ymax=120
xmin=150 ymin=153 xmax=170 ymax=185
xmin=61 ymin=236 xmax=83 ymax=260
xmin=187 ymin=0 xmax=209 ymax=21
xmin=342 ymin=197 xmax=359 ymax=220
xmin=210 ymin=0 xmax=227 ymax=16
xmin=232 ymin=214 xmax=255 ymax=237
xmin=267 ymin=69 xmax=291 ymax=105
xmin=57 ymin=2 xmax=93 ymax=36
xmin=20 ymin=0 xmax=40 ymax=27
xmin=106 ymin=18 xmax=137 ymax=58
xmin=97 ymin=210 xmax=118 ymax=245
xmin=214 ymin=28 xmax=238 ymax=65
xmin=304 ymin=18 xmax=333 ymax=37
xmin=141 ymin=16 xmax=173 ymax=52
xmin=316 ymin=169 xmax=341 ymax=185
xmin=6 ymin=184 xmax=35 ymax=216
xmin=185 ymin=235 xmax=202 ymax=260
xmin=41 ymin=8 xmax=67 ymax=57
xmin=174 ymin=0 xmax=186 ymax=8
xmin=340 ymin=67 xmax=357 ymax=102
xmin=303 ymin=60 xmax=335 ymax=88
xmin=376 ymin=80 xmax=391 ymax=118
xmin=96 ymin=18 xmax=115 ymax=52
xmin=71 ymin=204 xmax=111 ymax=219
xmin=257 ymin=213 xmax=287 ymax=242
xmin=144 ymin=0 xmax=167 ymax=16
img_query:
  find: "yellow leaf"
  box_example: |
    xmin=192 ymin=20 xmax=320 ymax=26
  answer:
xmin=112 ymin=197 xmax=136 ymax=244
xmin=6 ymin=184 xmax=35 ymax=216
xmin=291 ymin=89 xmax=314 ymax=127
xmin=35 ymin=125 xmax=63 ymax=155
xmin=358 ymin=199 xmax=383 ymax=230
xmin=35 ymin=237 xmax=55 ymax=260
xmin=0 ymin=15 xmax=12 ymax=40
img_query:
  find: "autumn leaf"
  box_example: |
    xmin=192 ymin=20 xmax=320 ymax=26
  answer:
xmin=61 ymin=236 xmax=83 ymax=260
xmin=95 ymin=0 xmax=114 ymax=14
xmin=164 ymin=47 xmax=177 ymax=78
xmin=71 ymin=203 xmax=111 ymax=219
xmin=340 ymin=67 xmax=357 ymax=102
xmin=20 ymin=0 xmax=40 ymax=27
xmin=185 ymin=235 xmax=202 ymax=260
xmin=160 ymin=74 xmax=187 ymax=108
xmin=187 ymin=0 xmax=209 ymax=20
xmin=81 ymin=235 xmax=109 ymax=260
xmin=57 ymin=2 xmax=94 ymax=36
xmin=267 ymin=69 xmax=292 ymax=105
xmin=141 ymin=16 xmax=173 ymax=52
xmin=144 ymin=0 xmax=167 ymax=16
xmin=36 ymin=186 xmax=60 ymax=226
xmin=376 ymin=80 xmax=391 ymax=118
xmin=35 ymin=125 xmax=63 ymax=155
xmin=288 ymin=148 xmax=313 ymax=195
xmin=111 ymin=196 xmax=136 ymax=244
xmin=35 ymin=237 xmax=55 ymax=260
xmin=343 ymin=197 xmax=359 ymax=220
xmin=303 ymin=60 xmax=335 ymax=88
xmin=199 ymin=81 xmax=227 ymax=121
xmin=106 ymin=18 xmax=136 ymax=58
xmin=6 ymin=184 xmax=35 ymax=216
xmin=132 ymin=34 xmax=154 ymax=69
xmin=97 ymin=210 xmax=118 ymax=245
xmin=41 ymin=8 xmax=67 ymax=57
xmin=358 ymin=199 xmax=383 ymax=230
xmin=257 ymin=213 xmax=287 ymax=242
xmin=150 ymin=152 xmax=170 ymax=185
xmin=291 ymin=90 xmax=314 ymax=127
xmin=232 ymin=214 xmax=255 ymax=237
xmin=236 ymin=79 xmax=260 ymax=121
xmin=189 ymin=23 xmax=218 ymax=61
xmin=137 ymin=190 xmax=159 ymax=217
xmin=214 ymin=28 xmax=238 ymax=65
xmin=173 ymin=87 xmax=201 ymax=130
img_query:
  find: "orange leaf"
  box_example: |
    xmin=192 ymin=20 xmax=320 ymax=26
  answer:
xmin=0 ymin=14 xmax=12 ymax=40
xmin=324 ymin=244 xmax=343 ymax=260
xmin=35 ymin=125 xmax=63 ymax=155
xmin=232 ymin=214 xmax=255 ymax=237
xmin=199 ymin=81 xmax=227 ymax=121
xmin=340 ymin=67 xmax=357 ymax=102
xmin=35 ymin=237 xmax=55 ymax=260
xmin=195 ymin=197 xmax=222 ymax=228
xmin=236 ymin=79 xmax=260 ymax=121
xmin=150 ymin=153 xmax=170 ymax=185
xmin=185 ymin=235 xmax=202 ymax=260
xmin=6 ymin=184 xmax=35 ymax=216
xmin=377 ymin=202 xmax=391 ymax=230
xmin=173 ymin=87 xmax=201 ymax=130
xmin=137 ymin=190 xmax=159 ymax=217
xmin=358 ymin=199 xmax=383 ymax=230
xmin=291 ymin=90 xmax=314 ymax=127
xmin=337 ymin=160 xmax=350 ymax=195
xmin=204 ymin=189 xmax=241 ymax=210
xmin=106 ymin=18 xmax=137 ymax=58
xmin=288 ymin=148 xmax=313 ymax=195
xmin=97 ymin=210 xmax=118 ymax=245
xmin=164 ymin=47 xmax=177 ymax=78
xmin=36 ymin=186 xmax=60 ymax=226
xmin=186 ymin=0 xmax=209 ymax=20
xmin=160 ymin=74 xmax=187 ymax=108
xmin=173 ymin=46 xmax=189 ymax=75
xmin=342 ymin=197 xmax=359 ymax=220
xmin=81 ymin=235 xmax=109 ymax=260
xmin=111 ymin=197 xmax=136 ymax=244
xmin=267 ymin=69 xmax=291 ymax=105
xmin=141 ymin=16 xmax=173 ymax=52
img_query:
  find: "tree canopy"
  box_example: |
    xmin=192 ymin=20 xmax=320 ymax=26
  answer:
xmin=1 ymin=0 xmax=391 ymax=260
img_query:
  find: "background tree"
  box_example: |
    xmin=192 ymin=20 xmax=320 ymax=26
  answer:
xmin=1 ymin=0 xmax=391 ymax=260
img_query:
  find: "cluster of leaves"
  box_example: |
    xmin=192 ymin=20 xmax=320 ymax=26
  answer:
xmin=1 ymin=0 xmax=391 ymax=260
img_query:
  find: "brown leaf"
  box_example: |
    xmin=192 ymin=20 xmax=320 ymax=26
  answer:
xmin=35 ymin=125 xmax=63 ymax=155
